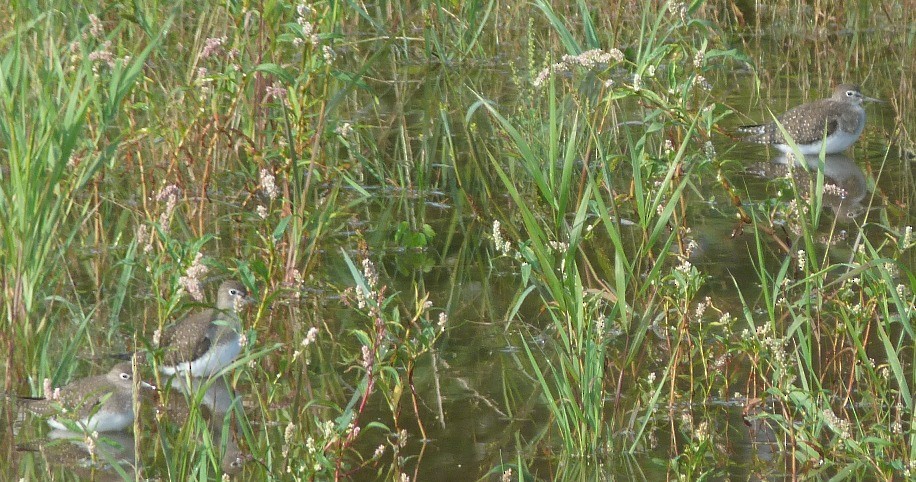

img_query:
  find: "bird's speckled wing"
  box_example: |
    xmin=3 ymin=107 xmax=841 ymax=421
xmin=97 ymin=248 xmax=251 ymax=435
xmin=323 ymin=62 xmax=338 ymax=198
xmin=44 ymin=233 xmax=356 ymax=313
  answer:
xmin=740 ymin=98 xmax=839 ymax=145
xmin=20 ymin=375 xmax=111 ymax=418
xmin=161 ymin=308 xmax=216 ymax=366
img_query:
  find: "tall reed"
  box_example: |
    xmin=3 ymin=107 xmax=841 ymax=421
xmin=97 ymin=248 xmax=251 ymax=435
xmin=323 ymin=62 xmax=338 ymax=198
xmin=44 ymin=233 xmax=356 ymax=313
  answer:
xmin=0 ymin=14 xmax=160 ymax=389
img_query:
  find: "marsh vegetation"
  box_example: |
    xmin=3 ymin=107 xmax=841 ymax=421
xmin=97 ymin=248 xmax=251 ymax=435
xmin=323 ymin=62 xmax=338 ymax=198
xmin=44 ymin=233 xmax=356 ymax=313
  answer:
xmin=1 ymin=0 xmax=914 ymax=480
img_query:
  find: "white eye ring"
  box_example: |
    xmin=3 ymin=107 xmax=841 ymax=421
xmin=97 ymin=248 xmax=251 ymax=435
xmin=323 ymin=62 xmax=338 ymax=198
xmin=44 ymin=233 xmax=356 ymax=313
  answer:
xmin=120 ymin=373 xmax=131 ymax=380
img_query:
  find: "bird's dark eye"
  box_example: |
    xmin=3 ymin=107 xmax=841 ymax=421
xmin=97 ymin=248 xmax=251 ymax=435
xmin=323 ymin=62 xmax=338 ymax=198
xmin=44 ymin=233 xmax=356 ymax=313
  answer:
xmin=847 ymin=91 xmax=854 ymax=96
xmin=121 ymin=373 xmax=130 ymax=380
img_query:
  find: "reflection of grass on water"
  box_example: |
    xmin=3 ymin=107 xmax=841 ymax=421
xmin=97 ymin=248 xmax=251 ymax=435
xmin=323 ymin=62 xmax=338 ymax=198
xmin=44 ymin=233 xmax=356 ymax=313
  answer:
xmin=477 ymin=0 xmax=738 ymax=474
xmin=475 ymin=1 xmax=914 ymax=481
xmin=0 ymin=0 xmax=913 ymax=480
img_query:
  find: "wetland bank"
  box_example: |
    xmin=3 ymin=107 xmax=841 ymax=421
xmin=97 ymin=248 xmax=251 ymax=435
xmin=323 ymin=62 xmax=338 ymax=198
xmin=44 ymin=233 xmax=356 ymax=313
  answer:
xmin=1 ymin=0 xmax=914 ymax=480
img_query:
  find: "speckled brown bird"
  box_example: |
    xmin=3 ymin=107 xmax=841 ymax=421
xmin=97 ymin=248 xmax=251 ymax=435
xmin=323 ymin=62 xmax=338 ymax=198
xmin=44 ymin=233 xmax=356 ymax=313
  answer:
xmin=161 ymin=374 xmax=251 ymax=475
xmin=159 ymin=280 xmax=250 ymax=378
xmin=20 ymin=362 xmax=152 ymax=432
xmin=738 ymin=84 xmax=879 ymax=155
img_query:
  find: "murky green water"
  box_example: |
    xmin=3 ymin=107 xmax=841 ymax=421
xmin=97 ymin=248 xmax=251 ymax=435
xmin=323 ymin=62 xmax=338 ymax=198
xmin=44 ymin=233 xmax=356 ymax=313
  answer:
xmin=327 ymin=75 xmax=908 ymax=479
xmin=4 ymin=3 xmax=915 ymax=480
xmin=344 ymin=52 xmax=911 ymax=479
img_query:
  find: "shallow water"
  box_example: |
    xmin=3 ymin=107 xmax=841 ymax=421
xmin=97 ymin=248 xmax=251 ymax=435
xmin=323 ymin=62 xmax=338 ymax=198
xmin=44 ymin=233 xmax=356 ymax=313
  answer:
xmin=4 ymin=4 xmax=915 ymax=480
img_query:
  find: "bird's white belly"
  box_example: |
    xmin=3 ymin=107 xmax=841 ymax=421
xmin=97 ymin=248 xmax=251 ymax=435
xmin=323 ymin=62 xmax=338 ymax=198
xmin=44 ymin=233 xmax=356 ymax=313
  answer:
xmin=48 ymin=410 xmax=134 ymax=432
xmin=160 ymin=334 xmax=241 ymax=377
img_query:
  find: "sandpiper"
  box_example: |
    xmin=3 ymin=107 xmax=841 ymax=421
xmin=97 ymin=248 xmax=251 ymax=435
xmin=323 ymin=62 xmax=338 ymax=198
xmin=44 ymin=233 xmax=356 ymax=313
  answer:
xmin=222 ymin=445 xmax=251 ymax=476
xmin=161 ymin=375 xmax=250 ymax=475
xmin=739 ymin=84 xmax=879 ymax=155
xmin=20 ymin=362 xmax=152 ymax=432
xmin=158 ymin=280 xmax=250 ymax=378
